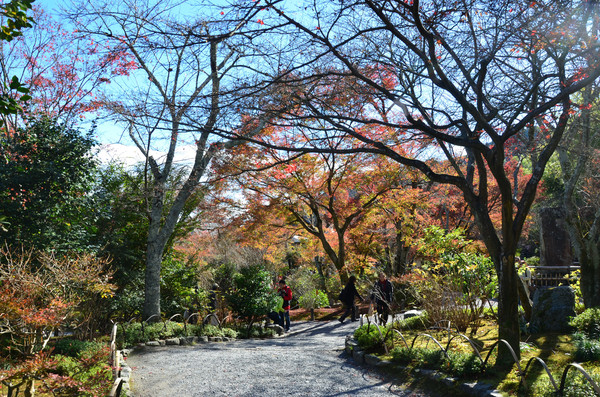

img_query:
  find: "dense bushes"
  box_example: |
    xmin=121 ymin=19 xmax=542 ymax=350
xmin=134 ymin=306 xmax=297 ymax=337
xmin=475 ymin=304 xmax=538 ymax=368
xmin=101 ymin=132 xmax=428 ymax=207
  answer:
xmin=298 ymin=289 xmax=329 ymax=311
xmin=0 ymin=341 xmax=112 ymax=397
xmin=354 ymin=325 xmax=389 ymax=352
xmin=407 ymin=227 xmax=497 ymax=333
xmin=569 ymin=308 xmax=600 ymax=362
xmin=52 ymin=339 xmax=106 ymax=358
xmin=569 ymin=308 xmax=600 ymax=339
xmin=572 ymin=333 xmax=600 ymax=362
xmin=389 ymin=346 xmax=483 ymax=378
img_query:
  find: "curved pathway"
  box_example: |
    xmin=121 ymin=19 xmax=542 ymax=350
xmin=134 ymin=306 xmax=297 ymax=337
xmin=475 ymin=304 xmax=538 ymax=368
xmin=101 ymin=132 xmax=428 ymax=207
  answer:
xmin=126 ymin=320 xmax=434 ymax=396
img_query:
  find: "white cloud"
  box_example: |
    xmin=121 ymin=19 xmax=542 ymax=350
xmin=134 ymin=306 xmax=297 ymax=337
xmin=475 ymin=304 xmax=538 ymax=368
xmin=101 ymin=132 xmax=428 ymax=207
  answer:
xmin=95 ymin=143 xmax=198 ymax=167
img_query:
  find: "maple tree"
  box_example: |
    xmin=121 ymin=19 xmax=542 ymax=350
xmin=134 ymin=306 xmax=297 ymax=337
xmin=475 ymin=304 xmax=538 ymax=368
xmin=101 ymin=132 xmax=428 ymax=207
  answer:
xmin=232 ymin=0 xmax=600 ymax=361
xmin=348 ymin=178 xmax=446 ymax=276
xmin=0 ymin=246 xmax=114 ymax=396
xmin=0 ymin=4 xmax=129 ymax=128
xmin=217 ymin=140 xmax=403 ymax=284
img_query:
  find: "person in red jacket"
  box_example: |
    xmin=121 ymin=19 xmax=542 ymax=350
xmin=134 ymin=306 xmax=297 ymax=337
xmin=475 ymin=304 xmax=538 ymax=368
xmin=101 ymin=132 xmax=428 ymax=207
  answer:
xmin=278 ymin=278 xmax=292 ymax=331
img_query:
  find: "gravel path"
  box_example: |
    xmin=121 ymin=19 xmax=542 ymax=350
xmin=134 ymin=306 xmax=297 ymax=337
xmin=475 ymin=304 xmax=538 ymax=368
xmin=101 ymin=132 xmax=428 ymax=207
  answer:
xmin=126 ymin=320 xmax=435 ymax=397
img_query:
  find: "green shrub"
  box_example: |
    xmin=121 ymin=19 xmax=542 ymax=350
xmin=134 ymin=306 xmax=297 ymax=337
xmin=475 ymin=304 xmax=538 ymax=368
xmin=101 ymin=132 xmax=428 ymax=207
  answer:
xmin=119 ymin=322 xmax=145 ymax=346
xmin=444 ymin=351 xmax=483 ymax=378
xmin=222 ymin=328 xmax=238 ymax=339
xmin=53 ymin=354 xmax=79 ymax=376
xmin=569 ymin=308 xmax=600 ymax=339
xmin=394 ymin=312 xmax=429 ymax=330
xmin=165 ymin=321 xmax=187 ymax=337
xmin=199 ymin=324 xmax=224 ymax=338
xmin=560 ymin=372 xmax=600 ymax=397
xmin=41 ymin=344 xmax=112 ymax=397
xmin=298 ymin=289 xmax=329 ymax=310
xmin=573 ymin=332 xmax=600 ymax=362
xmin=238 ymin=325 xmax=277 ymax=339
xmin=390 ymin=346 xmax=414 ymax=365
xmin=117 ymin=320 xmax=239 ymax=347
xmin=529 ymin=371 xmax=600 ymax=397
xmin=53 ymin=338 xmax=104 ymax=358
xmin=227 ymin=264 xmax=278 ymax=326
xmin=391 ymin=347 xmax=482 ymax=378
xmin=354 ymin=324 xmax=390 ymax=352
xmin=418 ymin=348 xmax=445 ymax=369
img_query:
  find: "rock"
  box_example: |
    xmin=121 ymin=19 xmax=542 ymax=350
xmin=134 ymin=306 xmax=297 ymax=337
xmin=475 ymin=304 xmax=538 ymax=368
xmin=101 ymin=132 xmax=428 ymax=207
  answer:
xmin=265 ymin=324 xmax=285 ymax=335
xmin=529 ymin=286 xmax=575 ymax=333
xmin=180 ymin=336 xmax=196 ymax=345
xmin=402 ymin=310 xmax=423 ymax=319
xmin=120 ymin=365 xmax=132 ymax=379
xmin=165 ymin=338 xmax=180 ymax=345
xmin=345 ymin=339 xmax=358 ymax=355
xmin=364 ymin=354 xmax=381 ymax=366
xmin=145 ymin=341 xmax=160 ymax=346
xmin=352 ymin=348 xmax=365 ymax=364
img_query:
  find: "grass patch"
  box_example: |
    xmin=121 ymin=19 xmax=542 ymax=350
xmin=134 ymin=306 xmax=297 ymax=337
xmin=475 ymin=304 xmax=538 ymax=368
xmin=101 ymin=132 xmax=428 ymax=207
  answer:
xmin=355 ymin=318 xmax=600 ymax=396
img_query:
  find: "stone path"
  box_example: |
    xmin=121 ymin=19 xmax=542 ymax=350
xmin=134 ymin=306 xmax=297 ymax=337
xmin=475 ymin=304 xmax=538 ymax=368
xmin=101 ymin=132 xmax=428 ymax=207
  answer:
xmin=126 ymin=320 xmax=436 ymax=396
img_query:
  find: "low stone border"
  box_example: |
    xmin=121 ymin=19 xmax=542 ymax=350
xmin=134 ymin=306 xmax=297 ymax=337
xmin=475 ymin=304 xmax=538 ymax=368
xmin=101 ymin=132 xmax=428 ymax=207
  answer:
xmin=344 ymin=336 xmax=504 ymax=397
xmin=140 ymin=335 xmax=236 ymax=347
xmin=109 ymin=349 xmax=133 ymax=397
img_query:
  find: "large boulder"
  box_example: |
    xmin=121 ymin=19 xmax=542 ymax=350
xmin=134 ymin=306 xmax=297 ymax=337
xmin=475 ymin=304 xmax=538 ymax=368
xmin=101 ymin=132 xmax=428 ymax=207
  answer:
xmin=529 ymin=286 xmax=575 ymax=333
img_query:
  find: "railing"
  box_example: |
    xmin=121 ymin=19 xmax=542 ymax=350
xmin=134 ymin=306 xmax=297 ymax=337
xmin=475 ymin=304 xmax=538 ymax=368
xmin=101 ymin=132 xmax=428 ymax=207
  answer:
xmin=109 ymin=323 xmax=124 ymax=397
xmin=520 ymin=265 xmax=580 ymax=288
xmin=357 ymin=315 xmax=600 ymax=396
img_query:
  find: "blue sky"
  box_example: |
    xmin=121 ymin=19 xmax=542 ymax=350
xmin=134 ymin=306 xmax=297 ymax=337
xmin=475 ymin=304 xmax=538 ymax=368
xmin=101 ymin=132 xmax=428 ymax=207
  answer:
xmin=30 ymin=0 xmax=203 ymax=166
xmin=30 ymin=0 xmax=127 ymax=145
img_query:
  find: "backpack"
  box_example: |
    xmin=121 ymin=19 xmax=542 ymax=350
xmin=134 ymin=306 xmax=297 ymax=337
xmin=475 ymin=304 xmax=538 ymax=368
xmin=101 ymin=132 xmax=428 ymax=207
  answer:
xmin=337 ymin=287 xmax=347 ymax=301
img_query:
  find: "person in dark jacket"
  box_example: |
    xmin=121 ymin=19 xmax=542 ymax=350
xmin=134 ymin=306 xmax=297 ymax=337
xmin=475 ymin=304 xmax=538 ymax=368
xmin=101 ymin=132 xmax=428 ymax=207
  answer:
xmin=338 ymin=276 xmax=363 ymax=323
xmin=371 ymin=272 xmax=393 ymax=325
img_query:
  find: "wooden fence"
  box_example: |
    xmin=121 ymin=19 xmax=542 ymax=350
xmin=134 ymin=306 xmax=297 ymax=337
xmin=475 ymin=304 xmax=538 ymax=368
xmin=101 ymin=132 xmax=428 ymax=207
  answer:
xmin=521 ymin=265 xmax=580 ymax=289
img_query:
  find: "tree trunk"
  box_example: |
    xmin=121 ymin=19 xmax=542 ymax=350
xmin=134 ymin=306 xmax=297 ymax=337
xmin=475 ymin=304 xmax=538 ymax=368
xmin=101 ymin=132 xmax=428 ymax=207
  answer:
xmin=143 ymin=236 xmax=165 ymax=321
xmin=471 ymin=192 xmax=523 ymax=364
xmin=23 ymin=379 xmax=34 ymax=397
xmin=497 ymin=255 xmax=520 ymax=364
xmin=580 ymin=242 xmax=600 ymax=307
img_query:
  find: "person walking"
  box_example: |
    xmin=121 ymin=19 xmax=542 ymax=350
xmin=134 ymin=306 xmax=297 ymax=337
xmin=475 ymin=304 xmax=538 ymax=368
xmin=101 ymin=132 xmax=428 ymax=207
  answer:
xmin=278 ymin=278 xmax=292 ymax=331
xmin=371 ymin=272 xmax=393 ymax=325
xmin=338 ymin=275 xmax=363 ymax=323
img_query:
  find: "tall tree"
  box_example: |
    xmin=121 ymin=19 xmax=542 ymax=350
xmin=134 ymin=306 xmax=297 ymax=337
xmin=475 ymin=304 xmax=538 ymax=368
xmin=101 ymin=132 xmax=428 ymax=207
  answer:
xmin=219 ymin=145 xmax=401 ymax=283
xmin=236 ymin=0 xmax=600 ymax=360
xmin=92 ymin=163 xmax=205 ymax=317
xmin=555 ymin=84 xmax=600 ymax=307
xmin=68 ymin=0 xmax=275 ymax=320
